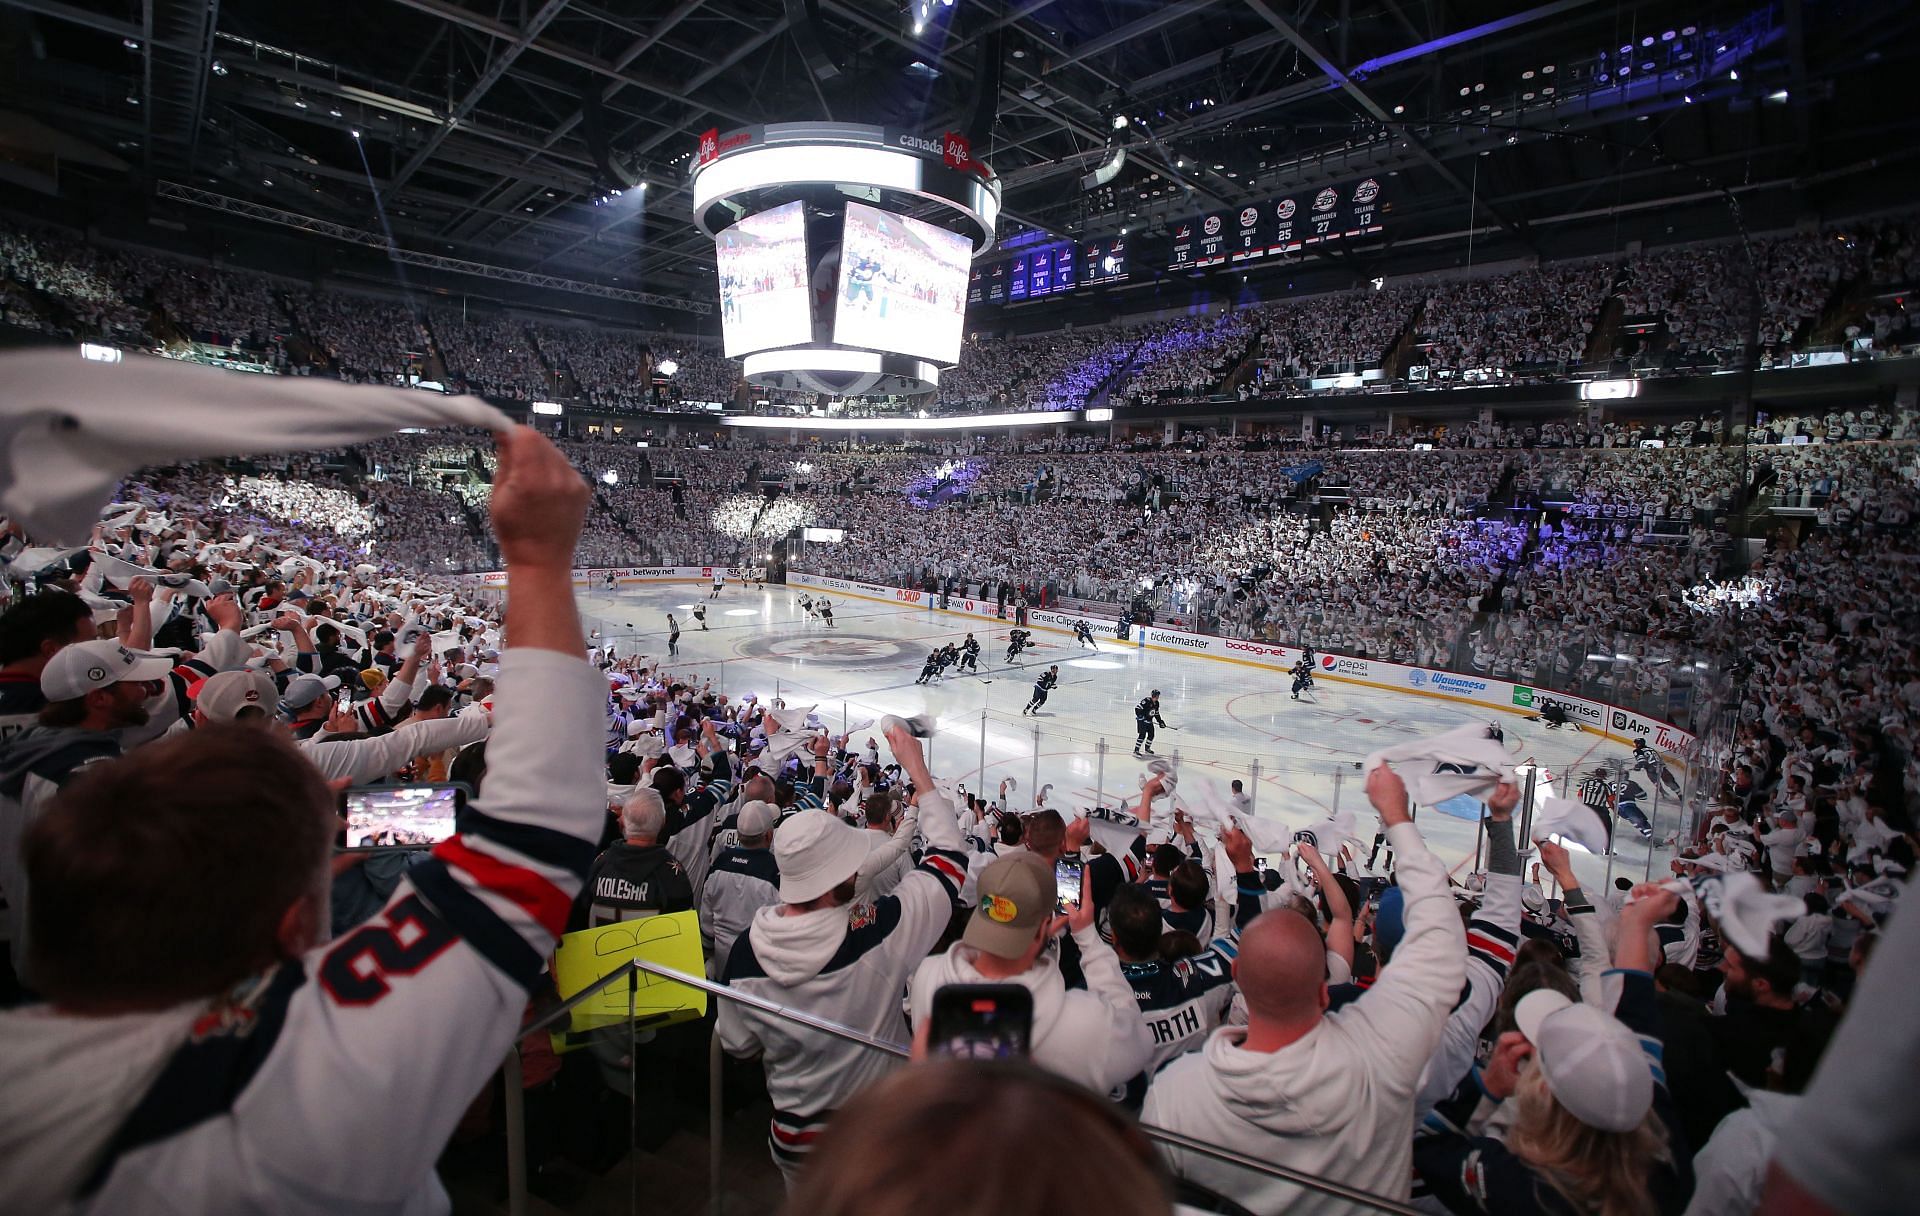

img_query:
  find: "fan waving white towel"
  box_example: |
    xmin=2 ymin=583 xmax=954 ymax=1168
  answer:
xmin=0 ymin=349 xmax=509 ymax=543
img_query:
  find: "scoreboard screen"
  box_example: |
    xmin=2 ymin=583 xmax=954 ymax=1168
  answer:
xmin=1168 ymin=176 xmax=1387 ymax=270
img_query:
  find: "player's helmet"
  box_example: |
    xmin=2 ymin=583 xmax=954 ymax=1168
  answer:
xmin=1151 ymin=689 xmax=1161 ymax=697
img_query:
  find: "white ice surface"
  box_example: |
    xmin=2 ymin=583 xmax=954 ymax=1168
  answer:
xmin=580 ymin=583 xmax=1683 ymax=895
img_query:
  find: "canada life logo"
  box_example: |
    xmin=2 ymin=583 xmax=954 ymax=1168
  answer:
xmin=697 ymin=128 xmax=719 ymax=166
xmin=1314 ymin=187 xmax=1338 ymax=212
xmin=1276 ymin=198 xmax=1296 ymax=220
xmin=1353 ymin=178 xmax=1380 ymax=204
xmin=1239 ymin=207 xmax=1259 ymax=227
xmin=1203 ymin=215 xmax=1222 ymax=236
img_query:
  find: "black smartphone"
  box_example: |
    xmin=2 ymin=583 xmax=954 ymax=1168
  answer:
xmin=1054 ymin=856 xmax=1084 ymax=914
xmin=927 ymin=984 xmax=1033 ymax=1061
xmin=338 ymin=783 xmax=468 ymax=851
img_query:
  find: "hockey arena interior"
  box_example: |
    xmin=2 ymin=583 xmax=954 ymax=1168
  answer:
xmin=0 ymin=1 xmax=1916 ymax=1213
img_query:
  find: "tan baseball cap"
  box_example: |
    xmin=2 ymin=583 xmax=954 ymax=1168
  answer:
xmin=963 ymin=851 xmax=1053 ymax=959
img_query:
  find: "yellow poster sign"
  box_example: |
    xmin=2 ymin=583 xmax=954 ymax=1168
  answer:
xmin=548 ymin=910 xmax=708 ymax=1052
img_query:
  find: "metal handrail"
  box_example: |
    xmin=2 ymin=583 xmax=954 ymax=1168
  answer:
xmin=502 ymin=917 xmax=1445 ymax=1214
xmin=610 ymin=957 xmax=1422 ymax=1216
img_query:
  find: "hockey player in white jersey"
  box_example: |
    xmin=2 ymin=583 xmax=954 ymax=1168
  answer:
xmin=0 ymin=426 xmax=605 ymax=1216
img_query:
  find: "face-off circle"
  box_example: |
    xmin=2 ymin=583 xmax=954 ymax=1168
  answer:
xmin=738 ymin=634 xmax=921 ymax=669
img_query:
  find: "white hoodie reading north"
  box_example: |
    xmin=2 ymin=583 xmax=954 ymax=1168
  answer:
xmin=1141 ymin=820 xmax=1465 ymax=1215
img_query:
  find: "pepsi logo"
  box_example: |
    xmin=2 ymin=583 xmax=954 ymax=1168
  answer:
xmin=1353 ymin=178 xmax=1380 ymax=203
xmin=1239 ymin=207 xmax=1259 ymax=227
xmin=1203 ymin=215 xmax=1222 ymax=236
xmin=1276 ymin=198 xmax=1296 ymax=220
xmin=1314 ymin=187 xmax=1338 ymax=211
xmin=1319 ymin=655 xmax=1337 ymax=669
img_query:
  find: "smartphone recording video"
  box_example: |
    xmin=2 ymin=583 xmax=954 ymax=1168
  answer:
xmin=341 ymin=784 xmax=466 ymax=850
xmin=927 ymin=984 xmax=1033 ymax=1061
xmin=1053 ymin=856 xmax=1083 ymax=914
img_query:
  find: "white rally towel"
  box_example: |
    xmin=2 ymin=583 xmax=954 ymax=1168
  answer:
xmin=1663 ymin=872 xmax=1805 ymax=959
xmin=3 ymin=545 xmax=87 ymax=577
xmin=0 ymin=348 xmax=508 ymax=543
xmin=84 ymin=552 xmax=167 ymax=589
xmin=1290 ymin=809 xmax=1357 ymax=855
xmin=1083 ymin=805 xmax=1144 ymax=859
xmin=1531 ymin=796 xmax=1613 ymax=854
xmin=1363 ymin=723 xmax=1514 ymax=807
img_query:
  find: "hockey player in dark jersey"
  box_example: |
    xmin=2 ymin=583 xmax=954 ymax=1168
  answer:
xmin=957 ymin=633 xmax=981 ymax=673
xmin=1289 ymin=655 xmax=1315 ymax=700
xmin=1632 ymin=739 xmax=1681 ymax=796
xmin=1023 ymin=666 xmax=1060 ymax=715
xmin=1005 ymin=628 xmax=1033 ymax=663
xmin=1072 ymin=618 xmax=1098 ymax=648
xmin=1133 ymin=690 xmax=1167 ymax=755
xmin=915 ymin=648 xmax=943 ymax=685
xmin=1578 ymin=767 xmax=1653 ymax=842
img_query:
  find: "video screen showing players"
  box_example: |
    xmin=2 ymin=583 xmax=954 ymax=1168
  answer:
xmin=714 ymin=200 xmax=812 ymax=357
xmin=832 ymin=200 xmax=972 ymax=365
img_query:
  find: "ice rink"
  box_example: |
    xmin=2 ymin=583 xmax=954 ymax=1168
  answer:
xmin=579 ymin=580 xmax=1684 ymax=893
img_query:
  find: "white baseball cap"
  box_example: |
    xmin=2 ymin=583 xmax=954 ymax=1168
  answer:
xmin=40 ymin=640 xmax=173 ymax=702
xmin=1514 ymin=989 xmax=1654 ymax=1133
xmin=736 ymin=800 xmax=779 ymax=838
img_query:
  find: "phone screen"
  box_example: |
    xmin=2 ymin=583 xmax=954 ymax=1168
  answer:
xmin=1054 ymin=857 xmax=1083 ymax=914
xmin=927 ymin=984 xmax=1033 ymax=1061
xmin=341 ymin=784 xmax=464 ymax=850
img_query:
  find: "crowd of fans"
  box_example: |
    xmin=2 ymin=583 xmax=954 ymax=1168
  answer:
xmin=0 ymin=417 xmax=1910 ymax=1215
xmin=289 ymin=291 xmax=433 ymax=386
xmin=9 ymin=212 xmax=1920 ymax=423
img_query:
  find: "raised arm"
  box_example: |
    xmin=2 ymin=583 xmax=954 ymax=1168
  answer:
xmin=1343 ymin=763 xmax=1467 ymax=1083
xmin=242 ymin=427 xmax=601 ymax=1201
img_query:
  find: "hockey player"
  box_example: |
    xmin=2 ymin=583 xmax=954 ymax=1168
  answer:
xmin=693 ymin=602 xmax=708 ymax=631
xmin=1023 ymin=665 xmax=1060 ymax=715
xmin=1005 ymin=627 xmax=1033 ymax=663
xmin=1289 ymin=654 xmax=1315 ymax=700
xmin=1072 ymin=618 xmax=1098 ymax=649
xmin=915 ymin=648 xmax=943 ymax=685
xmin=1632 ymin=738 xmax=1681 ymax=796
xmin=958 ymin=633 xmax=981 ymax=673
xmin=602 ymin=570 xmax=617 ymax=591
xmin=1133 ymin=689 xmax=1168 ymax=756
xmin=1578 ymin=767 xmax=1654 ymax=843
xmin=710 ymin=569 xmax=724 ymax=598
xmin=796 ymin=592 xmax=813 ymax=616
xmin=816 ymin=597 xmax=834 ymax=628
xmin=1115 ymin=612 xmax=1131 ymax=642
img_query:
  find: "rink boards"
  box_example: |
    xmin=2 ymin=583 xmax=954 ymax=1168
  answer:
xmin=783 ymin=571 xmax=1695 ymax=766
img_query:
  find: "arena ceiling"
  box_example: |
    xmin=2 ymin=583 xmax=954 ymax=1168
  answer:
xmin=3 ymin=0 xmax=1916 ymax=308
